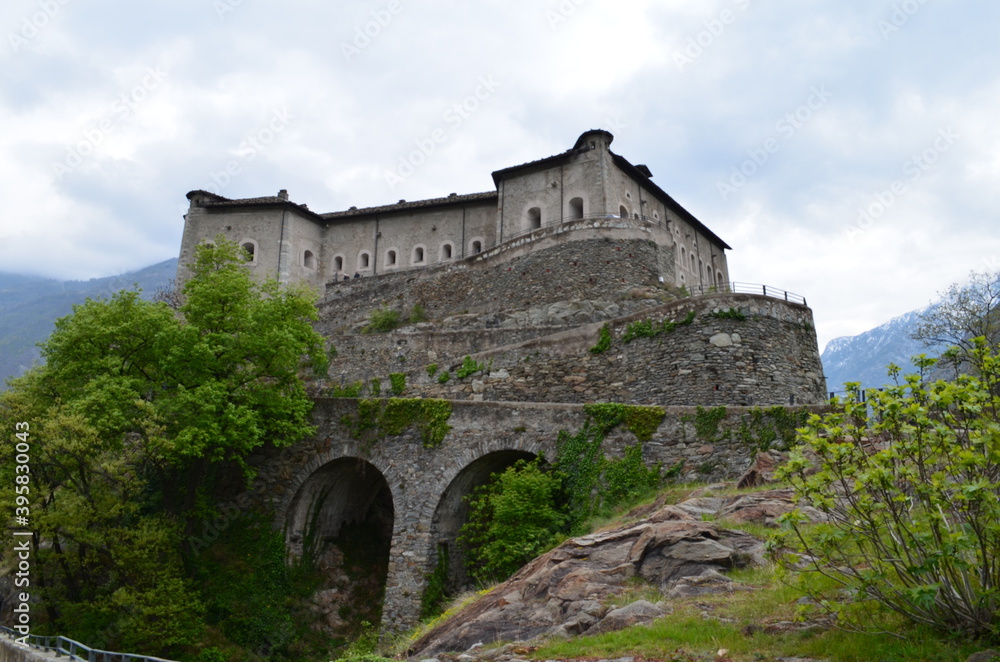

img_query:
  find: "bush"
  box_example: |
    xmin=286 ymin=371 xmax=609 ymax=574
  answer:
xmin=455 ymin=355 xmax=485 ymax=379
xmin=777 ymin=341 xmax=1000 ymax=638
xmin=459 ymin=460 xmax=565 ymax=585
xmin=388 ymin=372 xmax=406 ymax=395
xmin=362 ymin=307 xmax=401 ymax=334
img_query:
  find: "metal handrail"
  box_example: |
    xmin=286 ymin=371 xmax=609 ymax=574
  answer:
xmin=1 ymin=626 xmax=176 ymax=662
xmin=684 ymin=281 xmax=808 ymax=306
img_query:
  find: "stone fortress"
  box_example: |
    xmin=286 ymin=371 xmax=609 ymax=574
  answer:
xmin=178 ymin=130 xmax=828 ymax=632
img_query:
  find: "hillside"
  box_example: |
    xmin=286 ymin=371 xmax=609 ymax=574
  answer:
xmin=0 ymin=259 xmax=177 ymax=386
xmin=820 ymin=306 xmax=947 ymax=393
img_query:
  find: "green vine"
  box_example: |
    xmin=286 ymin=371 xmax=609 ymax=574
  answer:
xmin=680 ymin=405 xmax=729 ymax=443
xmin=589 ymin=324 xmax=612 ymax=354
xmin=389 ymin=372 xmax=406 ymax=395
xmin=737 ymin=406 xmax=810 ymax=452
xmin=419 ymin=544 xmax=449 ymax=620
xmin=709 ymin=307 xmax=746 ymax=321
xmin=369 ymin=378 xmax=381 ymax=397
xmin=340 ymin=397 xmax=453 ymax=450
xmin=582 ymin=403 xmax=666 ymax=442
xmin=621 ymin=309 xmax=695 ymax=344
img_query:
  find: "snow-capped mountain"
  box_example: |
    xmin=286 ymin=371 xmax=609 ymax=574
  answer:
xmin=821 ymin=306 xmax=946 ymax=394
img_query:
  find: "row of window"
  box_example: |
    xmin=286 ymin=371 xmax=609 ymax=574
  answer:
xmin=522 ymin=196 xmax=586 ymax=230
xmin=238 ymin=239 xmax=485 ymax=273
xmin=674 ymin=241 xmax=724 ymax=286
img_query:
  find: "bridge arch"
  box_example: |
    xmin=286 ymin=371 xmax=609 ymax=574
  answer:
xmin=429 ymin=449 xmax=539 ymax=593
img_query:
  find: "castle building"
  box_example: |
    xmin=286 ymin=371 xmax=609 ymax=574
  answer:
xmin=179 ymin=129 xmax=731 ymax=291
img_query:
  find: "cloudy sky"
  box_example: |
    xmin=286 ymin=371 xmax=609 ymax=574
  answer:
xmin=1 ymin=0 xmax=998 ymax=352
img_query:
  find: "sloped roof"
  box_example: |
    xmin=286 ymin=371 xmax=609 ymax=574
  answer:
xmin=321 ymin=191 xmax=497 ymax=220
xmin=186 ymin=190 xmax=328 ymax=223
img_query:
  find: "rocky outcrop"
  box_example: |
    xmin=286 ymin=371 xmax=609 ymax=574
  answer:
xmin=407 ymin=481 xmax=832 ymax=658
xmin=407 ymin=502 xmax=763 ymax=657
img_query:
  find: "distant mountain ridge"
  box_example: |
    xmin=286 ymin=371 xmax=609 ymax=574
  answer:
xmin=821 ymin=306 xmax=947 ymax=393
xmin=0 ymin=259 xmax=177 ymax=387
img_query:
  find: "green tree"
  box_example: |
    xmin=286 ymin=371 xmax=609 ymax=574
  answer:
xmin=0 ymin=238 xmax=328 ymax=656
xmin=913 ymin=269 xmax=1000 ymax=373
xmin=458 ymin=460 xmax=565 ymax=585
xmin=777 ymin=340 xmax=1000 ymax=638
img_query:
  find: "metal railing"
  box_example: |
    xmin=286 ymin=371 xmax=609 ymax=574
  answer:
xmin=683 ymin=281 xmax=807 ymax=306
xmin=1 ymin=626 xmax=176 ymax=662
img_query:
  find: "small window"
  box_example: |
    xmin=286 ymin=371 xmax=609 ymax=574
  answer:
xmin=680 ymin=246 xmax=686 ymax=263
xmin=619 ymin=205 xmax=628 ymax=218
xmin=241 ymin=241 xmax=256 ymax=262
xmin=333 ymin=255 xmax=344 ymax=273
xmin=568 ymin=197 xmax=584 ymax=220
xmin=387 ymin=250 xmax=397 ymax=266
xmin=440 ymin=243 xmax=453 ymax=260
xmin=359 ymin=252 xmax=371 ymax=269
xmin=527 ymin=207 xmax=542 ymax=229
xmin=412 ymin=246 xmax=425 ymax=264
xmin=690 ymin=254 xmax=696 ymax=270
xmin=303 ymin=250 xmax=315 ymax=269
xmin=717 ymin=271 xmax=724 ymax=286
xmin=470 ymin=239 xmax=483 ymax=254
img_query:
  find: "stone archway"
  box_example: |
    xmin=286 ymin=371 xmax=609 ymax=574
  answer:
xmin=428 ymin=449 xmax=538 ymax=596
xmin=285 ymin=457 xmax=395 ymax=636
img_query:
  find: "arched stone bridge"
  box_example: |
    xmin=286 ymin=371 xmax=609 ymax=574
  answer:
xmin=242 ymin=398 xmax=798 ymax=632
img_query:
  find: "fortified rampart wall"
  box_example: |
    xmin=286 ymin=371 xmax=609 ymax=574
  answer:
xmin=318 ymin=223 xmax=670 ymax=332
xmin=322 ymin=294 xmax=827 ymax=407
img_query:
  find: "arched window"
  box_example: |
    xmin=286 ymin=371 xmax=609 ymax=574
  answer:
xmin=412 ymin=246 xmax=425 ymax=265
xmin=717 ymin=271 xmax=724 ymax=286
xmin=706 ymin=264 xmax=713 ymax=280
xmin=386 ymin=249 xmax=397 ymax=266
xmin=470 ymin=239 xmax=483 ymax=254
xmin=440 ymin=243 xmax=453 ymax=261
xmin=240 ymin=241 xmax=256 ymax=262
xmin=690 ymin=254 xmax=696 ymax=271
xmin=568 ymin=197 xmax=584 ymax=220
xmin=303 ymin=250 xmax=315 ymax=270
xmin=619 ymin=205 xmax=628 ymax=218
xmin=333 ymin=255 xmax=344 ymax=273
xmin=680 ymin=246 xmax=686 ymax=265
xmin=359 ymin=252 xmax=371 ymax=270
xmin=527 ymin=207 xmax=542 ymax=230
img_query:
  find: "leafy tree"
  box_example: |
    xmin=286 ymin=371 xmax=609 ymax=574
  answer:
xmin=0 ymin=238 xmax=328 ymax=656
xmin=913 ymin=269 xmax=1000 ymax=372
xmin=458 ymin=460 xmax=565 ymax=585
xmin=777 ymin=340 xmax=1000 ymax=639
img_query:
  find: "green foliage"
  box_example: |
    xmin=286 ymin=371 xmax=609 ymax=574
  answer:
xmin=329 ymin=380 xmax=364 ymax=398
xmin=419 ymin=544 xmax=450 ymax=620
xmin=738 ymin=406 xmax=809 ymax=452
xmin=408 ymin=302 xmax=428 ymax=324
xmin=437 ymin=371 xmax=451 ymax=384
xmin=777 ymin=341 xmax=1000 ymax=639
xmin=388 ymin=372 xmax=406 ymax=396
xmin=709 ymin=307 xmax=746 ymax=321
xmin=369 ymin=377 xmax=381 ymax=397
xmin=340 ymin=397 xmax=453 ymax=449
xmin=459 ymin=460 xmax=565 ymax=585
xmin=554 ymin=422 xmax=605 ymax=532
xmin=455 ymin=355 xmax=485 ymax=379
xmin=589 ymin=324 xmax=613 ymax=354
xmin=426 ymin=363 xmax=438 ymax=377
xmin=684 ymin=405 xmax=729 ymax=442
xmin=621 ymin=309 xmax=695 ymax=344
xmin=584 ymin=403 xmax=666 ymax=442
xmin=0 ymin=238 xmax=328 ymax=658
xmin=600 ymin=444 xmax=662 ymax=508
xmin=361 ymin=306 xmax=401 ymax=334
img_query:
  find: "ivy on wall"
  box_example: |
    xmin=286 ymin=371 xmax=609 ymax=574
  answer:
xmin=339 ymin=398 xmax=453 ymax=450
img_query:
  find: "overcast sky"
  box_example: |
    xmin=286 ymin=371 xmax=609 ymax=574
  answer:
xmin=1 ymin=0 xmax=997 ymax=352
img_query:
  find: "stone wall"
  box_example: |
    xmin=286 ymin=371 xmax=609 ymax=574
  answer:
xmin=0 ymin=639 xmax=58 ymax=661
xmin=318 ymin=232 xmax=669 ymax=332
xmin=243 ymin=397 xmax=826 ymax=632
xmin=349 ymin=294 xmax=827 ymax=407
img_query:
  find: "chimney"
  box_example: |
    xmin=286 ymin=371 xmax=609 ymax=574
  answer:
xmin=277 ymin=189 xmax=289 ymax=200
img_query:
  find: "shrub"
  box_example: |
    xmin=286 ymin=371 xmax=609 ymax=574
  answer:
xmin=459 ymin=460 xmax=565 ymax=585
xmin=589 ymin=324 xmax=612 ymax=354
xmin=369 ymin=378 xmax=381 ymax=397
xmin=362 ymin=307 xmax=401 ymax=334
xmin=426 ymin=363 xmax=438 ymax=377
xmin=408 ymin=303 xmax=428 ymax=324
xmin=777 ymin=341 xmax=1000 ymax=638
xmin=437 ymin=371 xmax=451 ymax=384
xmin=455 ymin=355 xmax=485 ymax=379
xmin=388 ymin=372 xmax=406 ymax=395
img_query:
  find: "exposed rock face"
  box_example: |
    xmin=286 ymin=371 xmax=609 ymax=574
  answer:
xmin=407 ymin=504 xmax=763 ymax=657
